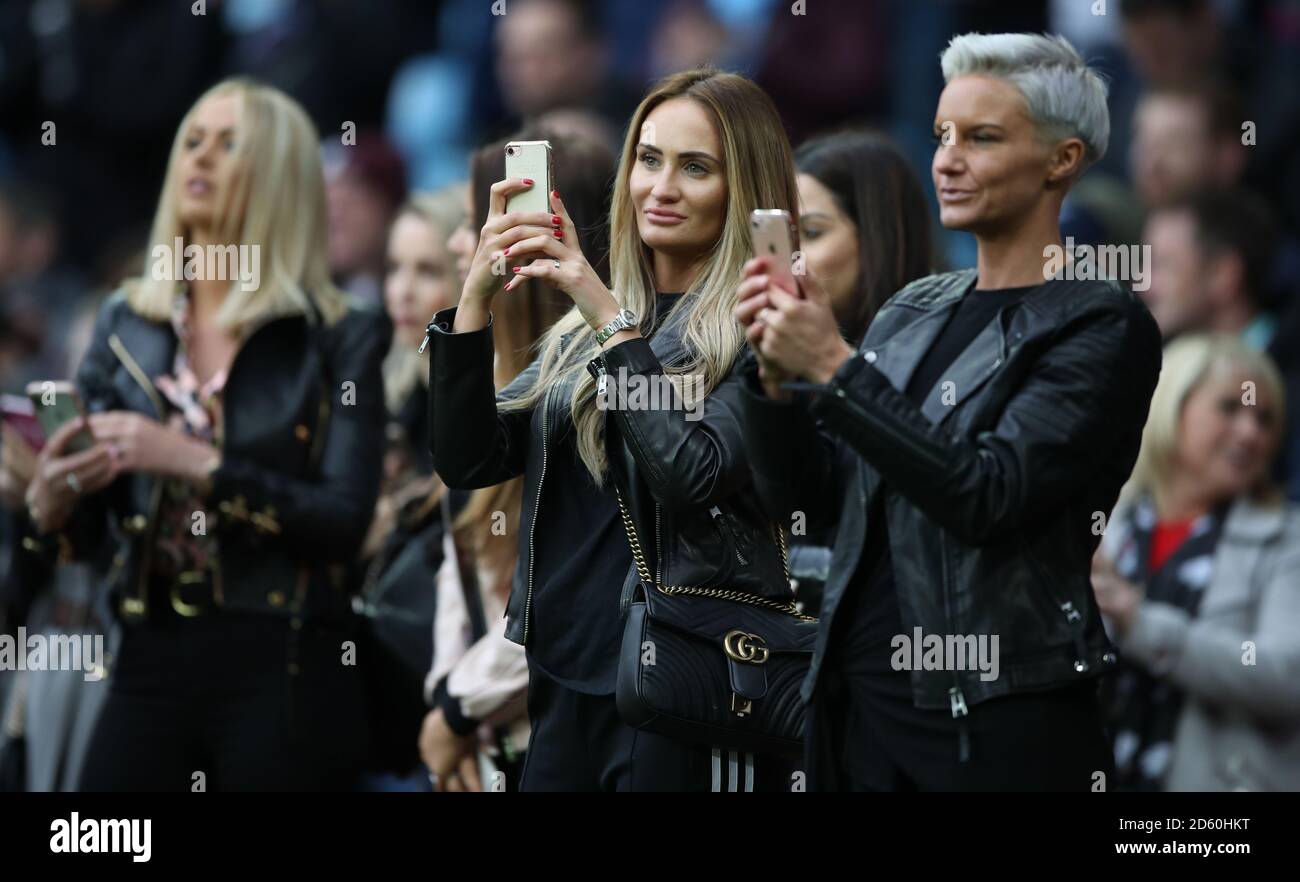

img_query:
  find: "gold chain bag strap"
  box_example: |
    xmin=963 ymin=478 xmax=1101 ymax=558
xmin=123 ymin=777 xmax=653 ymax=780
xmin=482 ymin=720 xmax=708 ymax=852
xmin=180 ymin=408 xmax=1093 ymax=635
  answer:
xmin=613 ymin=490 xmax=818 ymax=760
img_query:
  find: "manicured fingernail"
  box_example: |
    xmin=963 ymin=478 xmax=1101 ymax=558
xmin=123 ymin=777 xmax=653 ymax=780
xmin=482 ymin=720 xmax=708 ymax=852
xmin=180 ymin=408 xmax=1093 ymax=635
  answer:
xmin=503 ymin=248 xmax=510 ymax=256
xmin=512 ymin=266 xmax=520 ymax=272
xmin=522 ymin=178 xmax=534 ymax=185
xmin=554 ymin=230 xmax=562 ymax=238
xmin=552 ymin=189 xmax=559 ymax=199
xmin=552 ymin=215 xmax=561 ymax=225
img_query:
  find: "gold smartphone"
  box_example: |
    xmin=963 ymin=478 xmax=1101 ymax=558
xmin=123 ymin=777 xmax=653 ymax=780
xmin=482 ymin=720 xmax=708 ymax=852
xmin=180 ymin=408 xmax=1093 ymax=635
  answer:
xmin=25 ymin=380 xmax=94 ymax=454
xmin=504 ymin=140 xmax=553 ymax=214
xmin=750 ymin=209 xmax=800 ymax=297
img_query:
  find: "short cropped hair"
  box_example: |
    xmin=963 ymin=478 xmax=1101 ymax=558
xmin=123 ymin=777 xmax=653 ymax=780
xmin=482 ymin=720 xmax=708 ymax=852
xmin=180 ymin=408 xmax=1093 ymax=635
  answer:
xmin=940 ymin=32 xmax=1110 ymax=169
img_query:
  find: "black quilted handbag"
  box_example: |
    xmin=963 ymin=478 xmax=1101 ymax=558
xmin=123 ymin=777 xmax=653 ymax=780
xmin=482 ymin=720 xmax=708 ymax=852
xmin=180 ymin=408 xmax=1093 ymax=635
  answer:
xmin=613 ymin=494 xmax=818 ymax=759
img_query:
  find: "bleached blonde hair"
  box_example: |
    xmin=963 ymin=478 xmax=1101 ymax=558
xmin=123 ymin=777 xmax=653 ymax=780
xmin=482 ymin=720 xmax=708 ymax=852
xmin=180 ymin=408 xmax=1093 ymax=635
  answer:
xmin=941 ymin=32 xmax=1110 ymax=171
xmin=124 ymin=78 xmax=347 ymax=332
xmin=499 ymin=67 xmax=798 ymax=483
xmin=1124 ymin=334 xmax=1286 ymax=509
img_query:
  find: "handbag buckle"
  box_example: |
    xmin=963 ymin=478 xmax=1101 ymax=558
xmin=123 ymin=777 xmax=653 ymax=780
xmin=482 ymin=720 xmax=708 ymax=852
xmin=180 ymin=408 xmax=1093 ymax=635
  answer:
xmin=723 ymin=629 xmax=769 ymax=664
xmin=730 ymin=693 xmax=753 ymax=716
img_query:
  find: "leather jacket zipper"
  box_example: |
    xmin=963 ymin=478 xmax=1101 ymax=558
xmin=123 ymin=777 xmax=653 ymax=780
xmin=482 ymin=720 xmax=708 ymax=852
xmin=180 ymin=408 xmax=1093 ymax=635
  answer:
xmin=522 ymin=384 xmax=551 ymax=643
xmin=108 ymin=334 xmax=167 ymax=618
xmin=709 ymin=506 xmax=748 ymax=566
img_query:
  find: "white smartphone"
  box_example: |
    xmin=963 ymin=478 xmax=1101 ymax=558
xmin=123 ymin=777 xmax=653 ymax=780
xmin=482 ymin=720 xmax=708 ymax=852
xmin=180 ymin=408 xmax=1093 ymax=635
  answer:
xmin=504 ymin=140 xmax=553 ymax=215
xmin=750 ymin=209 xmax=800 ymax=297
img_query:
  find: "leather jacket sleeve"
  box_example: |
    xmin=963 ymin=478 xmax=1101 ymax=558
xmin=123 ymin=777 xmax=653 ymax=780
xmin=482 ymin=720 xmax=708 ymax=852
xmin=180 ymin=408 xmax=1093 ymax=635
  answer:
xmin=735 ymin=364 xmax=841 ymax=530
xmin=426 ymin=307 xmax=538 ymax=489
xmin=592 ymin=336 xmax=753 ymax=510
xmin=803 ymin=296 xmax=1161 ymax=546
xmin=206 ymin=307 xmax=391 ymax=561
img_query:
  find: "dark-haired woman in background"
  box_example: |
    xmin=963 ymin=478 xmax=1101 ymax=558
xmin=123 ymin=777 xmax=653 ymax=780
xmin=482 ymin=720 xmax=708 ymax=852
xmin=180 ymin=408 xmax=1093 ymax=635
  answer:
xmin=786 ymin=131 xmax=934 ymax=616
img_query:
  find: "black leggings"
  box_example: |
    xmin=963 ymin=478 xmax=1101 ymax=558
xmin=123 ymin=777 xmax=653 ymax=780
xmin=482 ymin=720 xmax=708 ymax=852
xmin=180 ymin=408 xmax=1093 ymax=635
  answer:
xmin=78 ymin=612 xmax=367 ymax=792
xmin=519 ymin=659 xmax=795 ymax=792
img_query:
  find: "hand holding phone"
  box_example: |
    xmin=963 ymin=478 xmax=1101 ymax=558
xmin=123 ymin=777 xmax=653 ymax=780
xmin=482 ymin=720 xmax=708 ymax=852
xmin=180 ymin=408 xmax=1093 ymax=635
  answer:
xmin=26 ymin=381 xmax=94 ymax=455
xmin=504 ymin=141 xmax=553 ymax=215
xmin=749 ymin=209 xmax=800 ymax=298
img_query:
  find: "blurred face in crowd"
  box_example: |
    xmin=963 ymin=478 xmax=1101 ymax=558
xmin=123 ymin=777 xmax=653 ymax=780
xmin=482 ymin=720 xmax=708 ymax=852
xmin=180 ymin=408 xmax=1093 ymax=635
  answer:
xmin=1142 ymin=209 xmax=1210 ymax=337
xmin=1121 ymin=9 xmax=1217 ymax=88
xmin=797 ymin=172 xmax=859 ymax=324
xmin=447 ymin=185 xmax=477 ymax=287
xmin=385 ymin=212 xmax=459 ymax=350
xmin=176 ymin=94 xmax=247 ymax=234
xmin=1174 ymin=361 xmax=1279 ymax=503
xmin=327 ymin=171 xmax=393 ymax=277
xmin=630 ymin=97 xmax=727 ymax=263
xmin=496 ymin=0 xmax=601 ymax=116
xmin=1130 ymin=94 xmax=1236 ymax=208
xmin=931 ymin=76 xmax=1057 ymax=236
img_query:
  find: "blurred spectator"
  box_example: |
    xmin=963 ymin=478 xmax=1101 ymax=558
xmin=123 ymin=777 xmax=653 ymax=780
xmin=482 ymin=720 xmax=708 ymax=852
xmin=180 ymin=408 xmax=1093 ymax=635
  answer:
xmin=1138 ymin=188 xmax=1300 ymax=497
xmin=1096 ymin=334 xmax=1300 ymax=791
xmin=493 ymin=0 xmax=640 ymax=136
xmin=419 ymin=124 xmax=614 ymax=791
xmin=1129 ymin=82 xmax=1247 ymax=210
xmin=324 ymin=131 xmax=408 ymax=306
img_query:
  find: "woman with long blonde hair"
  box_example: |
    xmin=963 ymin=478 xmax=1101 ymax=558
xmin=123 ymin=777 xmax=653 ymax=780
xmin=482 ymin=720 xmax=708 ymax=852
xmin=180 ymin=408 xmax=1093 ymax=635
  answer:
xmin=22 ymin=79 xmax=390 ymax=790
xmin=425 ymin=68 xmax=799 ymax=790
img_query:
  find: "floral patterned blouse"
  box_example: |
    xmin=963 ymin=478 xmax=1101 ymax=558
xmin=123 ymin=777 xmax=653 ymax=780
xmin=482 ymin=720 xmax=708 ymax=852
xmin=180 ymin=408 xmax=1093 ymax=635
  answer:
xmin=149 ymin=292 xmax=226 ymax=585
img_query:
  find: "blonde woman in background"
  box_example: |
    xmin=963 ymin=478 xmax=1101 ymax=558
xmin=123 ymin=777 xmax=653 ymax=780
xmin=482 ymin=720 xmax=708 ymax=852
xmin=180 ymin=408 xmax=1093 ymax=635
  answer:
xmin=1095 ymin=335 xmax=1300 ymax=791
xmin=20 ymin=79 xmax=390 ymax=791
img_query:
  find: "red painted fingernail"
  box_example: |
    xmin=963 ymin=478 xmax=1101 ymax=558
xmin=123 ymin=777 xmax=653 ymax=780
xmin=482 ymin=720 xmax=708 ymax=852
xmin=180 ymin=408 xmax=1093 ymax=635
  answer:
xmin=503 ymin=248 xmax=510 ymax=256
xmin=522 ymin=178 xmax=534 ymax=185
xmin=552 ymin=215 xmax=561 ymax=225
xmin=512 ymin=266 xmax=520 ymax=272
xmin=552 ymin=189 xmax=559 ymax=199
xmin=554 ymin=230 xmax=562 ymax=238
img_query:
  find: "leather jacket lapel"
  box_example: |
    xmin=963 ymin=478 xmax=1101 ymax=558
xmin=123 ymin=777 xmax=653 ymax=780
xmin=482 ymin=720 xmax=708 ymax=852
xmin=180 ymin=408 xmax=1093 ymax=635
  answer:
xmin=870 ymin=301 xmax=957 ymax=394
xmin=918 ymin=310 xmax=1008 ymax=425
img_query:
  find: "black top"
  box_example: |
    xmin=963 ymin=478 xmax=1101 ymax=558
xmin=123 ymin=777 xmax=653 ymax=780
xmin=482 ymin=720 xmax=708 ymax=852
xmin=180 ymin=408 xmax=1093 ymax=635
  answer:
xmin=526 ymin=293 xmax=684 ymax=694
xmin=832 ymin=285 xmax=1034 ymax=689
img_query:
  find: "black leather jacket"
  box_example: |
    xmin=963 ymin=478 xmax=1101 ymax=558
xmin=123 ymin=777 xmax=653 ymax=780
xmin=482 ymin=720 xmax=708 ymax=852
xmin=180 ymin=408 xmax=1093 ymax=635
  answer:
xmin=742 ymin=269 xmax=1162 ymax=713
xmin=425 ymin=304 xmax=794 ymax=648
xmin=69 ymin=292 xmax=390 ymax=623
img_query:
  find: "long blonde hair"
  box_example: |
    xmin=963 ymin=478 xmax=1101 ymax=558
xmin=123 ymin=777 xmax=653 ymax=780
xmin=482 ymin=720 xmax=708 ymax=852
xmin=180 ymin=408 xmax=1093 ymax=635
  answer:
xmin=500 ymin=68 xmax=798 ymax=483
xmin=383 ymin=185 xmax=467 ymax=414
xmin=124 ymin=78 xmax=347 ymax=332
xmin=1124 ymin=334 xmax=1287 ymax=509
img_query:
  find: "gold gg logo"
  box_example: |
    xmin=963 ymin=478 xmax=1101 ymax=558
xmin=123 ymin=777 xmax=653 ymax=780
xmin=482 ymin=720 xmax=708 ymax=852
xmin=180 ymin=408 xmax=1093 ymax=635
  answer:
xmin=723 ymin=629 xmax=769 ymax=664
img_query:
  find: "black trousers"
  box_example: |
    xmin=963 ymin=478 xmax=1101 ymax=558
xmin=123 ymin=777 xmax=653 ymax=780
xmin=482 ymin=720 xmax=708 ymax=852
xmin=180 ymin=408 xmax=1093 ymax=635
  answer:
xmin=78 ymin=611 xmax=367 ymax=792
xmin=806 ymin=668 xmax=1113 ymax=792
xmin=519 ymin=659 xmax=794 ymax=792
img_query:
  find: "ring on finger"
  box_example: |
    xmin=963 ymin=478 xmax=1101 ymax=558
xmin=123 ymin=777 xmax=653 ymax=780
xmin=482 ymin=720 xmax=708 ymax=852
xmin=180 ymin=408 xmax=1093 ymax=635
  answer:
xmin=66 ymin=472 xmax=83 ymax=495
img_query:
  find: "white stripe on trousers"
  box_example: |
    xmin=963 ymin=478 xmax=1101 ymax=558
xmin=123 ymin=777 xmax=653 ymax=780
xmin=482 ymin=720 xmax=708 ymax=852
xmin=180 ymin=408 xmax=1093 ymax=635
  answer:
xmin=711 ymin=748 xmax=755 ymax=792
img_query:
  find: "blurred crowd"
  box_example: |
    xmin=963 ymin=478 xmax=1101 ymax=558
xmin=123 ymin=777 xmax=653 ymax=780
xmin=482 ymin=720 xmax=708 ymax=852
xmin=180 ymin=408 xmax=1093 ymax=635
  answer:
xmin=1 ymin=0 xmax=1299 ymax=792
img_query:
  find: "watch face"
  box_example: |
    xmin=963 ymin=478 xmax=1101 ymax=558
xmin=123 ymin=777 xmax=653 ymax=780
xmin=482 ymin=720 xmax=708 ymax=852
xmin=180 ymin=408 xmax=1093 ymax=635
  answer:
xmin=618 ymin=308 xmax=637 ymax=326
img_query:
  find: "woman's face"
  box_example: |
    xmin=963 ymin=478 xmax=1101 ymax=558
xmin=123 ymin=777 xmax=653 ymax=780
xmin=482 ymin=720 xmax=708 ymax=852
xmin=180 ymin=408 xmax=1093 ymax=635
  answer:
xmin=630 ymin=97 xmax=727 ymax=262
xmin=797 ymin=172 xmax=859 ymax=326
xmin=176 ymin=93 xmax=245 ymax=233
xmin=1174 ymin=363 xmax=1280 ymax=503
xmin=447 ymin=184 xmax=477 ymax=287
xmin=385 ymin=213 xmax=458 ymax=349
xmin=931 ymin=75 xmax=1055 ymax=234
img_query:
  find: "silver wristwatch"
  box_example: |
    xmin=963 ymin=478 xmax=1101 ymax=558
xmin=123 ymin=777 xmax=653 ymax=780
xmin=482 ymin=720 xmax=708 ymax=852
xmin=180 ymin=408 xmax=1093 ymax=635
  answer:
xmin=595 ymin=308 xmax=638 ymax=345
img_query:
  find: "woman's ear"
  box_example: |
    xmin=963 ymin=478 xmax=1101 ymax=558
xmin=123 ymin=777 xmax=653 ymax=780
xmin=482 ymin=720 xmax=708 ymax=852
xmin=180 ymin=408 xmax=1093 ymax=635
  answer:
xmin=1046 ymin=137 xmax=1086 ymax=186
